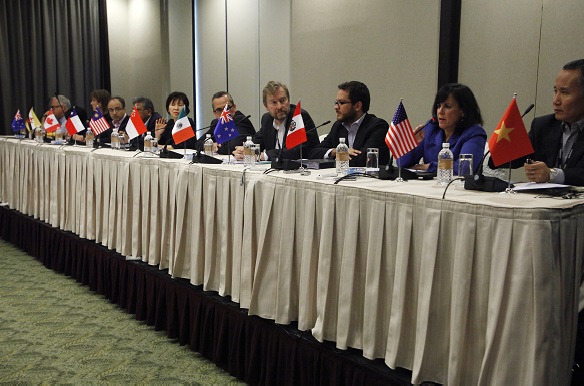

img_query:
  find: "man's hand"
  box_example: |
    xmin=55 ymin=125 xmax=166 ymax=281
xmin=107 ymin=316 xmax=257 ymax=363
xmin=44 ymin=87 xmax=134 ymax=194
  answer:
xmin=524 ymin=161 xmax=551 ymax=183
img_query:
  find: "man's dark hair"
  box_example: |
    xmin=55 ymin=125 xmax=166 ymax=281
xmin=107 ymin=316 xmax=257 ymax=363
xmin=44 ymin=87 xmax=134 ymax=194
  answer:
xmin=132 ymin=97 xmax=155 ymax=112
xmin=338 ymin=81 xmax=370 ymax=113
xmin=211 ymin=91 xmax=234 ymax=110
xmin=563 ymin=59 xmax=584 ymax=93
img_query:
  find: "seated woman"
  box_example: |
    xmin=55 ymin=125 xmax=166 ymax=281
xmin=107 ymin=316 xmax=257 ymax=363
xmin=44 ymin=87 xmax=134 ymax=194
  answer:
xmin=155 ymin=91 xmax=197 ymax=149
xmin=398 ymin=83 xmax=487 ymax=174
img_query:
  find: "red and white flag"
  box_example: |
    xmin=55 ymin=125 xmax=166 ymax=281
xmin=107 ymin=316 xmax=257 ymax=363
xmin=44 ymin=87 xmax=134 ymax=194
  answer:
xmin=43 ymin=109 xmax=60 ymax=133
xmin=89 ymin=106 xmax=110 ymax=135
xmin=65 ymin=107 xmax=85 ymax=135
xmin=172 ymin=106 xmax=195 ymax=145
xmin=125 ymin=106 xmax=148 ymax=140
xmin=285 ymin=101 xmax=307 ymax=149
xmin=385 ymin=100 xmax=417 ymax=159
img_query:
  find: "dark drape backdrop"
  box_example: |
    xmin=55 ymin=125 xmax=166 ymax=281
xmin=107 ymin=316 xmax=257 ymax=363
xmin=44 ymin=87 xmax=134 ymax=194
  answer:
xmin=0 ymin=0 xmax=110 ymax=134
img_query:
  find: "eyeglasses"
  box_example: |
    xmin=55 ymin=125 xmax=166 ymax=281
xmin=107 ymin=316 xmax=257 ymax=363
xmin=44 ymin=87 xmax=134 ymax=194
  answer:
xmin=50 ymin=105 xmax=61 ymax=109
xmin=334 ymin=100 xmax=353 ymax=106
xmin=108 ymin=107 xmax=124 ymax=113
xmin=214 ymin=105 xmax=233 ymax=114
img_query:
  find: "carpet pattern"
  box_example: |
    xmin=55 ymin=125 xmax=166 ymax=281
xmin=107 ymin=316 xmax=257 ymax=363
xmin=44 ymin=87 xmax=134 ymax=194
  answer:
xmin=0 ymin=239 xmax=245 ymax=384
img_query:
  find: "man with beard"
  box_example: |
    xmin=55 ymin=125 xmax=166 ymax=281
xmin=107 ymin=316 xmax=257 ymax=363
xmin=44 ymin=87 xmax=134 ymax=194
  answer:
xmin=309 ymin=81 xmax=390 ymax=166
xmin=233 ymin=81 xmax=319 ymax=161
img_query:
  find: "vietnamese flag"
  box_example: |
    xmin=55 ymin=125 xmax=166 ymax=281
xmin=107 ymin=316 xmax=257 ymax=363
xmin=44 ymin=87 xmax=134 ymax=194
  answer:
xmin=488 ymin=98 xmax=534 ymax=167
xmin=43 ymin=109 xmax=60 ymax=133
xmin=285 ymin=101 xmax=307 ymax=149
xmin=171 ymin=106 xmax=195 ymax=145
xmin=125 ymin=106 xmax=148 ymax=140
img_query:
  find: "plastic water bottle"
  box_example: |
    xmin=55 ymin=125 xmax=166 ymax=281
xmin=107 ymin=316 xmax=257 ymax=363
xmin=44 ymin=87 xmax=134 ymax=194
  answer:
xmin=143 ymin=132 xmax=153 ymax=153
xmin=336 ymin=137 xmax=349 ymax=175
xmin=55 ymin=127 xmax=64 ymax=143
xmin=111 ymin=128 xmax=120 ymax=149
xmin=85 ymin=127 xmax=94 ymax=147
xmin=151 ymin=136 xmax=158 ymax=155
xmin=204 ymin=134 xmax=214 ymax=156
xmin=437 ymin=142 xmax=453 ymax=185
xmin=243 ymin=136 xmax=254 ymax=166
xmin=34 ymin=126 xmax=44 ymax=143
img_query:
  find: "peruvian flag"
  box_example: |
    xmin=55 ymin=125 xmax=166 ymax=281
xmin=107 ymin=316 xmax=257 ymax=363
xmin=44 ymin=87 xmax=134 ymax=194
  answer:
xmin=65 ymin=107 xmax=85 ymax=135
xmin=125 ymin=106 xmax=148 ymax=140
xmin=43 ymin=109 xmax=60 ymax=133
xmin=172 ymin=106 xmax=195 ymax=145
xmin=286 ymin=101 xmax=307 ymax=149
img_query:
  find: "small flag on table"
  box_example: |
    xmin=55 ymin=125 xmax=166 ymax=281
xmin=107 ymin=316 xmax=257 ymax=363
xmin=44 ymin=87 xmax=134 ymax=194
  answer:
xmin=285 ymin=101 xmax=307 ymax=149
xmin=89 ymin=107 xmax=110 ymax=135
xmin=488 ymin=98 xmax=534 ymax=167
xmin=385 ymin=100 xmax=417 ymax=158
xmin=43 ymin=109 xmax=60 ymax=133
xmin=11 ymin=110 xmax=26 ymax=133
xmin=125 ymin=106 xmax=148 ymax=140
xmin=65 ymin=107 xmax=85 ymax=135
xmin=213 ymin=104 xmax=239 ymax=144
xmin=172 ymin=106 xmax=195 ymax=145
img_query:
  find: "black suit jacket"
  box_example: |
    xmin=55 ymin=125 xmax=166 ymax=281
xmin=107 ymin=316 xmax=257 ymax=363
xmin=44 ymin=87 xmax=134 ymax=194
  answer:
xmin=130 ymin=112 xmax=162 ymax=150
xmin=253 ymin=104 xmax=319 ymax=160
xmin=308 ymin=113 xmax=390 ymax=166
xmin=96 ymin=115 xmax=129 ymax=144
xmin=526 ymin=114 xmax=584 ymax=186
xmin=195 ymin=110 xmax=256 ymax=155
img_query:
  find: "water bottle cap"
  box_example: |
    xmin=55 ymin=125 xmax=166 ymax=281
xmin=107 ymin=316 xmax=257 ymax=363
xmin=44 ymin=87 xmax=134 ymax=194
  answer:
xmin=206 ymin=133 xmax=211 ymax=138
xmin=339 ymin=137 xmax=346 ymax=143
xmin=442 ymin=142 xmax=450 ymax=148
xmin=247 ymin=136 xmax=252 ymax=140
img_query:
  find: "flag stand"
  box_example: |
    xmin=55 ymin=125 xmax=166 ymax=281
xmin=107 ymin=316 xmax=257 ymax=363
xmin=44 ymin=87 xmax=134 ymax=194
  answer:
xmin=227 ymin=142 xmax=231 ymax=164
xmin=503 ymin=161 xmax=515 ymax=194
xmin=299 ymin=146 xmax=310 ymax=176
xmin=395 ymin=158 xmax=404 ymax=183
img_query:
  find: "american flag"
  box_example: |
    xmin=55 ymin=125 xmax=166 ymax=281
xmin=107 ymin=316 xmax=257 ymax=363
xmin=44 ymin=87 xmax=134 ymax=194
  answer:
xmin=89 ymin=106 xmax=110 ymax=135
xmin=385 ymin=101 xmax=417 ymax=159
xmin=213 ymin=104 xmax=238 ymax=145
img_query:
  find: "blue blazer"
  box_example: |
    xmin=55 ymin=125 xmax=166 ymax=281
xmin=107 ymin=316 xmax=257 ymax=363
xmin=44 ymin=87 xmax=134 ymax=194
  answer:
xmin=398 ymin=121 xmax=487 ymax=173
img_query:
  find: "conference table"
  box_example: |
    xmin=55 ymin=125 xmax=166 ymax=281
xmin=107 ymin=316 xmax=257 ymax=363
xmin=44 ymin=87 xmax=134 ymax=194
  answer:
xmin=1 ymin=136 xmax=583 ymax=385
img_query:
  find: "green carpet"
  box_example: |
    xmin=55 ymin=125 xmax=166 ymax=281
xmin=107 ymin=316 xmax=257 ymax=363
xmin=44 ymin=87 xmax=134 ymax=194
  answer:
xmin=0 ymin=239 xmax=246 ymax=384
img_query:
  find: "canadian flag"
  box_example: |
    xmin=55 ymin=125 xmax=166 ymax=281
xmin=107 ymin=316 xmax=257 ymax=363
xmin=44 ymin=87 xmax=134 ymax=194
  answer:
xmin=43 ymin=109 xmax=60 ymax=133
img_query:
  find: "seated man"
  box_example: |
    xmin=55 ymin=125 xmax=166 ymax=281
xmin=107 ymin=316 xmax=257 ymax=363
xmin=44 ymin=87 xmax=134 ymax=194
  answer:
xmin=308 ymin=81 xmax=390 ymax=166
xmin=195 ymin=91 xmax=255 ymax=154
xmin=233 ymin=81 xmax=319 ymax=161
xmin=131 ymin=97 xmax=162 ymax=151
xmin=41 ymin=95 xmax=88 ymax=141
xmin=517 ymin=59 xmax=584 ymax=186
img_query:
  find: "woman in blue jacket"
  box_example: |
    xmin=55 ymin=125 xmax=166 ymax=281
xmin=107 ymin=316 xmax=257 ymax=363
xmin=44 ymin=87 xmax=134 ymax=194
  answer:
xmin=398 ymin=83 xmax=486 ymax=174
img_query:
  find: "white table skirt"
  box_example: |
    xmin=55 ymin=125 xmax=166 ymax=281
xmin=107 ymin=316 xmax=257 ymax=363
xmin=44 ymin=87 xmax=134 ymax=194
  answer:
xmin=1 ymin=137 xmax=583 ymax=385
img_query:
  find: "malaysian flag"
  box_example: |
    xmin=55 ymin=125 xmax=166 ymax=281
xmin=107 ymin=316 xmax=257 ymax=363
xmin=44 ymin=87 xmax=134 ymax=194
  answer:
xmin=213 ymin=104 xmax=238 ymax=144
xmin=385 ymin=100 xmax=417 ymax=159
xmin=89 ymin=106 xmax=110 ymax=135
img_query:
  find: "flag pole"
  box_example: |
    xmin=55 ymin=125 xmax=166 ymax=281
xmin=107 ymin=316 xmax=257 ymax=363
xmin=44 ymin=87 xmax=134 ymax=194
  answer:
xmin=503 ymin=93 xmax=519 ymax=194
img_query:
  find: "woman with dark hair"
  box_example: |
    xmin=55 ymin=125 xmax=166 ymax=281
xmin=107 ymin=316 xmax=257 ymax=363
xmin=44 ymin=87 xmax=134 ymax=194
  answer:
xmin=398 ymin=83 xmax=487 ymax=173
xmin=155 ymin=91 xmax=197 ymax=149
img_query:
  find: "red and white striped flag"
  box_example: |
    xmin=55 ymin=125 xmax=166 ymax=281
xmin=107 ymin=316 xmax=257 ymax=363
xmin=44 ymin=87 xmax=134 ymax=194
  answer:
xmin=385 ymin=100 xmax=417 ymax=159
xmin=89 ymin=106 xmax=110 ymax=135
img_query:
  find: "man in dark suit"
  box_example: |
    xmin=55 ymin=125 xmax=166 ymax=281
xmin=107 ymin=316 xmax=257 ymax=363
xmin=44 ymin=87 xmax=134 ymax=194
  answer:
xmin=195 ymin=91 xmax=256 ymax=155
xmin=520 ymin=59 xmax=584 ymax=186
xmin=98 ymin=96 xmax=129 ymax=144
xmin=232 ymin=81 xmax=319 ymax=161
xmin=131 ymin=97 xmax=162 ymax=151
xmin=42 ymin=95 xmax=89 ymax=142
xmin=308 ymin=81 xmax=390 ymax=166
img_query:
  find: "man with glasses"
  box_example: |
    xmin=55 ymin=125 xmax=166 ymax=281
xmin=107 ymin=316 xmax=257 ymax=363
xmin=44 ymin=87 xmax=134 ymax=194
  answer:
xmin=41 ymin=94 xmax=88 ymax=140
xmin=102 ymin=96 xmax=129 ymax=145
xmin=309 ymin=81 xmax=390 ymax=166
xmin=233 ymin=81 xmax=319 ymax=161
xmin=195 ymin=91 xmax=256 ymax=155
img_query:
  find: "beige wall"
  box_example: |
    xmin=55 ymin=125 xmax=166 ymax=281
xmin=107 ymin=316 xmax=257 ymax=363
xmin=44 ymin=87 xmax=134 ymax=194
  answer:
xmin=459 ymin=0 xmax=584 ymax=179
xmin=108 ymin=0 xmax=584 ymax=146
xmin=107 ymin=0 xmax=192 ymax=119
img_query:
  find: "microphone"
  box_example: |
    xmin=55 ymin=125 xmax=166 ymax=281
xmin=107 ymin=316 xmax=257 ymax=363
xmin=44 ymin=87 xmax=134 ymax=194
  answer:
xmin=464 ymin=103 xmax=534 ymax=192
xmin=271 ymin=120 xmax=332 ymax=170
xmin=159 ymin=137 xmax=182 ymax=159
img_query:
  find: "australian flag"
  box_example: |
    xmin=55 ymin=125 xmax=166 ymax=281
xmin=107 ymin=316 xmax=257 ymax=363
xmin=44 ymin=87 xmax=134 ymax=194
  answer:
xmin=213 ymin=104 xmax=239 ymax=145
xmin=11 ymin=109 xmax=26 ymax=133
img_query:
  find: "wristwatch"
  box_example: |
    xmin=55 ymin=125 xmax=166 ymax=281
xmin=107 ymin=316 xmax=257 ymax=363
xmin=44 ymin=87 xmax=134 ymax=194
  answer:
xmin=549 ymin=168 xmax=558 ymax=182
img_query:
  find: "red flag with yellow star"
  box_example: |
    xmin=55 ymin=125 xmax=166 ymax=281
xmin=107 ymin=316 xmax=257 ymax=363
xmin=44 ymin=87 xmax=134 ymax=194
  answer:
xmin=488 ymin=98 xmax=534 ymax=167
